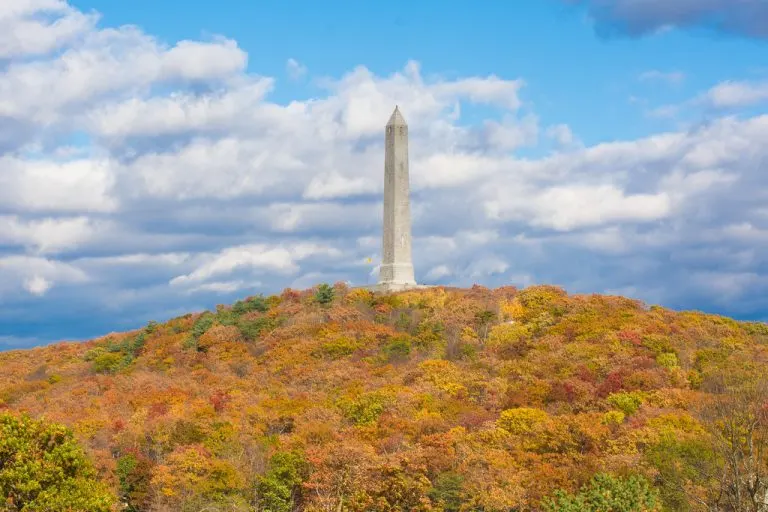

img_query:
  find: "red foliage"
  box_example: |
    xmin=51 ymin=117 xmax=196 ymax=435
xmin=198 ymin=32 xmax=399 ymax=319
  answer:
xmin=759 ymin=401 xmax=768 ymax=426
xmin=280 ymin=288 xmax=301 ymax=303
xmin=618 ymin=329 xmax=642 ymax=346
xmin=597 ymin=370 xmax=625 ymax=398
xmin=549 ymin=380 xmax=578 ymax=403
xmin=149 ymin=402 xmax=169 ymax=419
xmin=209 ymin=390 xmax=231 ymax=413
xmin=1 ymin=284 xmax=766 ymax=511
xmin=576 ymin=365 xmax=597 ymax=384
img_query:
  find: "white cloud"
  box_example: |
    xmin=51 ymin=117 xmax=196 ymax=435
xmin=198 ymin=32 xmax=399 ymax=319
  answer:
xmin=24 ymin=275 xmax=52 ymax=296
xmin=286 ymin=58 xmax=307 ymax=80
xmin=0 ymin=26 xmax=246 ymax=125
xmin=170 ymin=243 xmax=342 ymax=288
xmin=162 ymin=38 xmax=247 ymax=81
xmin=3 ymin=0 xmax=768 ymax=345
xmin=0 ymin=255 xmax=87 ymax=296
xmin=185 ymin=280 xmax=258 ymax=295
xmin=303 ymin=172 xmax=376 ymax=200
xmin=86 ymin=79 xmax=274 ymax=139
xmin=639 ymin=70 xmax=685 ymax=85
xmin=485 ymin=184 xmax=672 ymax=230
xmin=704 ymin=80 xmax=768 ymax=108
xmin=0 ymin=215 xmax=100 ymax=254
xmin=467 ymin=256 xmax=509 ymax=278
xmin=0 ymin=157 xmax=117 ymax=213
xmin=426 ymin=265 xmax=452 ymax=280
xmin=0 ymin=0 xmax=96 ymax=58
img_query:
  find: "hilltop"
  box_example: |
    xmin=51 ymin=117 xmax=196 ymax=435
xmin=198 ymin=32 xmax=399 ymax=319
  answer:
xmin=1 ymin=284 xmax=767 ymax=511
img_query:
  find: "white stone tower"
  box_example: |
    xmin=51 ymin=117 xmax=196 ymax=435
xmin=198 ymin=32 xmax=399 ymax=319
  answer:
xmin=377 ymin=106 xmax=417 ymax=291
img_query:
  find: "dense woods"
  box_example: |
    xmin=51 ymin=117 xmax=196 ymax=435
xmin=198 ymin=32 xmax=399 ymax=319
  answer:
xmin=1 ymin=284 xmax=767 ymax=511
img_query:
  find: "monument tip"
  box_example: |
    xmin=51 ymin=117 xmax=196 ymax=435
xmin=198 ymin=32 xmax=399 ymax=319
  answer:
xmin=387 ymin=105 xmax=407 ymax=127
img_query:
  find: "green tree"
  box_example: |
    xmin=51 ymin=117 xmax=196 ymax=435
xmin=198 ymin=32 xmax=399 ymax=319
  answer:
xmin=116 ymin=451 xmax=152 ymax=511
xmin=232 ymin=295 xmax=269 ymax=315
xmin=429 ymin=472 xmax=465 ymax=511
xmin=314 ymin=284 xmax=335 ymax=307
xmin=256 ymin=451 xmax=310 ymax=512
xmin=0 ymin=413 xmax=116 ymax=511
xmin=543 ymin=473 xmax=659 ymax=512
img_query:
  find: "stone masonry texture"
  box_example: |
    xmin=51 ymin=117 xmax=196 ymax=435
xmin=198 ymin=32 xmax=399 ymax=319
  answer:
xmin=379 ymin=106 xmax=417 ymax=287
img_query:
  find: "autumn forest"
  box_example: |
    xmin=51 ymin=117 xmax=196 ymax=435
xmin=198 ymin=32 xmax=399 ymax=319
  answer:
xmin=1 ymin=284 xmax=768 ymax=511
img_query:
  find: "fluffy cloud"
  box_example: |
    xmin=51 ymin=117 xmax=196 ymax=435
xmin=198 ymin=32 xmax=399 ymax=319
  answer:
xmin=0 ymin=215 xmax=101 ymax=254
xmin=569 ymin=0 xmax=768 ymax=38
xmin=0 ymin=0 xmax=96 ymax=58
xmin=0 ymin=157 xmax=116 ymax=213
xmin=704 ymin=80 xmax=768 ymax=108
xmin=2 ymin=0 xmax=768 ymax=347
xmin=0 ymin=255 xmax=87 ymax=296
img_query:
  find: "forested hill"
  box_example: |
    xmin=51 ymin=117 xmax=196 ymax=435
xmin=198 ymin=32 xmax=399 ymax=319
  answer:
xmin=1 ymin=284 xmax=768 ymax=511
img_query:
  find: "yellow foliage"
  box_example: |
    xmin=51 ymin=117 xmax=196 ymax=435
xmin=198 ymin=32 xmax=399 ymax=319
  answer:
xmin=198 ymin=325 xmax=242 ymax=351
xmin=487 ymin=323 xmax=530 ymax=350
xmin=417 ymin=287 xmax=450 ymax=311
xmin=150 ymin=445 xmax=246 ymax=504
xmin=497 ymin=407 xmax=549 ymax=435
xmin=461 ymin=326 xmax=479 ymax=343
xmin=646 ymin=412 xmax=705 ymax=436
xmin=4 ymin=283 xmax=768 ymax=511
xmin=601 ymin=410 xmax=626 ymax=426
xmin=500 ymin=298 xmax=526 ymax=322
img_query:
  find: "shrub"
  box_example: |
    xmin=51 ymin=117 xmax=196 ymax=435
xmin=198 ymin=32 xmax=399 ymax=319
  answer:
xmin=232 ymin=295 xmax=269 ymax=315
xmin=214 ymin=305 xmax=238 ymax=326
xmin=338 ymin=392 xmax=389 ymax=426
xmin=169 ymin=420 xmax=206 ymax=447
xmin=487 ymin=322 xmax=531 ymax=352
xmin=314 ymin=283 xmax=335 ymax=307
xmin=602 ymin=410 xmax=626 ymax=426
xmin=656 ymin=352 xmax=679 ymax=369
xmin=429 ymin=472 xmax=464 ymax=511
xmin=497 ymin=407 xmax=550 ymax=435
xmin=384 ymin=335 xmax=412 ymax=362
xmin=317 ymin=336 xmax=360 ymax=359
xmin=0 ymin=413 xmax=116 ymax=511
xmin=543 ymin=473 xmax=659 ymax=512
xmin=642 ymin=334 xmax=674 ymax=355
xmin=92 ymin=352 xmax=124 ymax=374
xmin=83 ymin=346 xmax=106 ymax=361
xmin=184 ymin=313 xmax=215 ymax=351
xmin=512 ymin=285 xmax=568 ymax=324
xmin=607 ymin=391 xmax=645 ymax=416
xmin=237 ymin=317 xmax=276 ymax=341
xmin=256 ymin=451 xmax=310 ymax=512
xmin=116 ymin=452 xmax=152 ymax=511
xmin=415 ymin=320 xmax=444 ymax=350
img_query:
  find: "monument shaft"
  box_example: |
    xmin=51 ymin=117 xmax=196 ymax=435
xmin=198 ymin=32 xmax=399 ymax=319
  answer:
xmin=379 ymin=106 xmax=416 ymax=286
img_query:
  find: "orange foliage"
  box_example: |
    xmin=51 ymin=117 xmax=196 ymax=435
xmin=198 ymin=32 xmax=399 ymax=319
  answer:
xmin=1 ymin=284 xmax=767 ymax=510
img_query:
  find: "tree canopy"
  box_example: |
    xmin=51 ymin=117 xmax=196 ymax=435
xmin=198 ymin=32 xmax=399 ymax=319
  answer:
xmin=1 ymin=283 xmax=767 ymax=510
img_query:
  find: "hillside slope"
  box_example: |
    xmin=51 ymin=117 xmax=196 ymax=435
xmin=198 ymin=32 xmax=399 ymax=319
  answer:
xmin=1 ymin=284 xmax=767 ymax=511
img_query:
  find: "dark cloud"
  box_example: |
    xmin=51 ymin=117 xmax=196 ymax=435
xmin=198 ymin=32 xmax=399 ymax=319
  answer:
xmin=568 ymin=0 xmax=768 ymax=38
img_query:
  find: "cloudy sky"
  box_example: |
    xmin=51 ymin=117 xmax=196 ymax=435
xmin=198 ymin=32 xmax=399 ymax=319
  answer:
xmin=2 ymin=0 xmax=768 ymax=349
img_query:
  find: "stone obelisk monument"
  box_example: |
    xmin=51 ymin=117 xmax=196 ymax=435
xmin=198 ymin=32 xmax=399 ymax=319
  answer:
xmin=376 ymin=106 xmax=418 ymax=292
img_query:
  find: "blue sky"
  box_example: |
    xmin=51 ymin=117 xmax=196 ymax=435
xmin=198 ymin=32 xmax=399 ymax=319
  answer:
xmin=2 ymin=0 xmax=768 ymax=349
